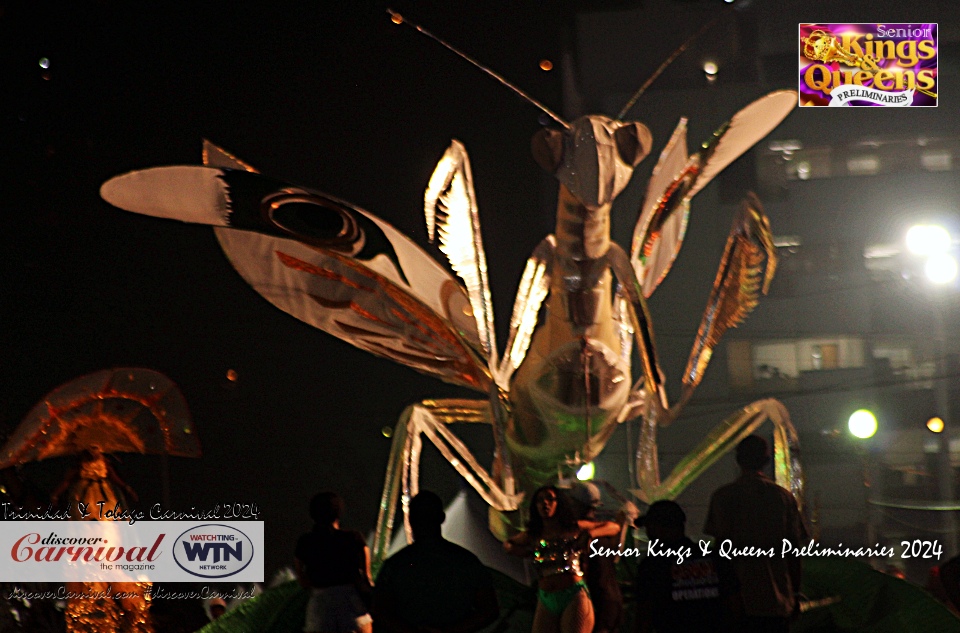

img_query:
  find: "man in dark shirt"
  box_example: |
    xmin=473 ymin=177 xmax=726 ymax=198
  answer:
xmin=373 ymin=491 xmax=498 ymax=633
xmin=704 ymin=435 xmax=808 ymax=633
xmin=635 ymin=500 xmax=736 ymax=633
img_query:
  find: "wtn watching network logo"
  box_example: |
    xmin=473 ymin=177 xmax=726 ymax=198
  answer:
xmin=174 ymin=524 xmax=255 ymax=579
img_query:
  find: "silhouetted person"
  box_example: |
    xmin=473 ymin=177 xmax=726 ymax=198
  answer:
xmin=374 ymin=491 xmax=499 ymax=633
xmin=704 ymin=435 xmax=808 ymax=633
xmin=295 ymin=492 xmax=373 ymax=633
xmin=935 ymin=555 xmax=960 ymax=616
xmin=569 ymin=483 xmax=623 ymax=633
xmin=635 ymin=500 xmax=736 ymax=633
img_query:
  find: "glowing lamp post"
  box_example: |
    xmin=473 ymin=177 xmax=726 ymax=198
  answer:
xmin=907 ymin=223 xmax=957 ymax=556
xmin=905 ymin=223 xmax=957 ymax=284
xmin=849 ymin=408 xmax=878 ymax=549
xmin=848 ymin=409 xmax=878 ymax=439
xmin=925 ymin=253 xmax=959 ymax=285
xmin=906 ymin=224 xmax=951 ymax=256
xmin=928 ymin=417 xmax=945 ymax=434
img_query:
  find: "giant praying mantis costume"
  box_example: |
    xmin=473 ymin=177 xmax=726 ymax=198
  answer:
xmin=99 ymin=84 xmax=801 ymax=576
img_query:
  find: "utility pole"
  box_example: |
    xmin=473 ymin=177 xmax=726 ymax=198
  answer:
xmin=931 ymin=295 xmax=957 ymax=558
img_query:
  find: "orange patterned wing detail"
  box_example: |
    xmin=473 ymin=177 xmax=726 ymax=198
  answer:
xmin=217 ymin=227 xmax=491 ymax=391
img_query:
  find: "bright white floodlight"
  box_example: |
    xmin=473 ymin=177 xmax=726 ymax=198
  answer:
xmin=925 ymin=252 xmax=959 ymax=284
xmin=906 ymin=224 xmax=951 ymax=256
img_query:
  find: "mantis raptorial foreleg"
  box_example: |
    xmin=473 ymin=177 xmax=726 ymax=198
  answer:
xmin=634 ymin=398 xmax=803 ymax=506
xmin=371 ymin=398 xmax=523 ymax=574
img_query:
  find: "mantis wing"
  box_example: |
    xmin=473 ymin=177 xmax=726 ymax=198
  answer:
xmin=203 ymin=139 xmax=259 ymax=174
xmin=631 ymin=119 xmax=690 ymax=298
xmin=497 ymin=236 xmax=555 ymax=388
xmin=630 ymin=90 xmax=796 ymax=298
xmin=424 ymin=140 xmax=500 ymax=385
xmin=101 ymin=164 xmax=491 ymax=392
xmin=678 ymin=193 xmax=777 ymax=405
xmin=686 ymin=90 xmax=798 ymax=199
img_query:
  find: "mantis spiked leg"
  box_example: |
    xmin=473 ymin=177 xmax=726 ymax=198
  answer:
xmin=372 ymin=398 xmax=523 ymax=574
xmin=635 ymin=398 xmax=803 ymax=506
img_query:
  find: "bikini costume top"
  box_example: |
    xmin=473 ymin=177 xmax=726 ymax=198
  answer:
xmin=532 ymin=533 xmax=585 ymax=579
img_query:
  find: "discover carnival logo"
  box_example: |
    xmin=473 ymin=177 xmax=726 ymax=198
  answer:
xmin=799 ymin=23 xmax=937 ymax=107
xmin=11 ymin=531 xmax=164 ymax=565
xmin=173 ymin=524 xmax=254 ymax=579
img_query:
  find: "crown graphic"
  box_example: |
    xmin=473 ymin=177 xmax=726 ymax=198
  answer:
xmin=802 ymin=29 xmax=880 ymax=71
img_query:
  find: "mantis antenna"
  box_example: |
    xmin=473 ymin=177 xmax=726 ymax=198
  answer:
xmin=616 ymin=6 xmax=733 ymax=121
xmin=387 ymin=9 xmax=570 ymax=129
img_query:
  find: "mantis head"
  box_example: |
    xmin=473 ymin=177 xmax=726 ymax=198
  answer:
xmin=532 ymin=115 xmax=652 ymax=210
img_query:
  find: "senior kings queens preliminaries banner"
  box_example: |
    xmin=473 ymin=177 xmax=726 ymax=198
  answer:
xmin=799 ymin=24 xmax=937 ymax=107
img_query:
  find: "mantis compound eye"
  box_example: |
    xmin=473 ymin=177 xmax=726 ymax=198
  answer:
xmin=613 ymin=121 xmax=652 ymax=167
xmin=260 ymin=191 xmax=363 ymax=252
xmin=531 ymin=127 xmax=566 ymax=174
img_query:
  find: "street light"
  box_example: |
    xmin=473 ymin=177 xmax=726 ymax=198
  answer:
xmin=848 ymin=409 xmax=878 ymax=439
xmin=906 ymin=224 xmax=951 ymax=256
xmin=905 ymin=222 xmax=957 ymax=284
xmin=848 ymin=408 xmax=878 ymax=554
xmin=906 ymin=223 xmax=957 ymax=556
xmin=925 ymin=252 xmax=958 ymax=285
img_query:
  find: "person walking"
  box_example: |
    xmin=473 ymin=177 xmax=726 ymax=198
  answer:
xmin=295 ymin=492 xmax=373 ymax=633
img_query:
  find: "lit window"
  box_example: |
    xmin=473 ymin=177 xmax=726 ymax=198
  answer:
xmin=784 ymin=148 xmax=831 ymax=180
xmin=736 ymin=338 xmax=866 ymax=387
xmin=774 ymin=235 xmax=802 ymax=248
xmin=769 ymin=140 xmax=803 ymax=152
xmin=873 ymin=340 xmax=916 ymax=376
xmin=921 ymin=149 xmax=951 ymax=171
xmin=847 ymin=155 xmax=880 ymax=175
xmin=752 ymin=342 xmax=799 ymax=379
xmin=797 ymin=338 xmax=863 ymax=371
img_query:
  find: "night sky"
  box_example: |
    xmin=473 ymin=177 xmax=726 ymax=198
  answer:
xmin=1 ymin=2 xmax=577 ymax=574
